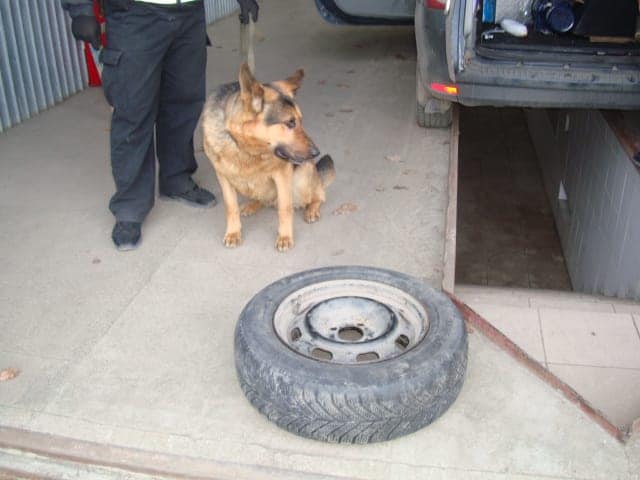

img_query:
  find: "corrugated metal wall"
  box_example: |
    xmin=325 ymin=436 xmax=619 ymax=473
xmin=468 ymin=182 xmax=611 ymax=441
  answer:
xmin=0 ymin=0 xmax=86 ymax=133
xmin=0 ymin=0 xmax=237 ymax=133
xmin=204 ymin=0 xmax=237 ymax=24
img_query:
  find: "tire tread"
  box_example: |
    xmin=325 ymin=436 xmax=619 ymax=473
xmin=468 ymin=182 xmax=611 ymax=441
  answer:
xmin=237 ymin=338 xmax=467 ymax=443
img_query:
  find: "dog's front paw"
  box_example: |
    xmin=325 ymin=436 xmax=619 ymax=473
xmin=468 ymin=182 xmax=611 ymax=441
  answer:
xmin=275 ymin=235 xmax=294 ymax=252
xmin=304 ymin=208 xmax=320 ymax=223
xmin=223 ymin=232 xmax=242 ymax=248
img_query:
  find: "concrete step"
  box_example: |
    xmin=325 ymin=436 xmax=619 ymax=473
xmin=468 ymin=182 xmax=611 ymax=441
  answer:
xmin=454 ymin=284 xmax=640 ymax=429
xmin=455 ymin=284 xmax=640 ymax=314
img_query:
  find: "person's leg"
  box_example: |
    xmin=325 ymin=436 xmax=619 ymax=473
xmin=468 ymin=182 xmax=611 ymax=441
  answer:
xmin=102 ymin=3 xmax=172 ymax=223
xmin=156 ymin=2 xmax=213 ymax=204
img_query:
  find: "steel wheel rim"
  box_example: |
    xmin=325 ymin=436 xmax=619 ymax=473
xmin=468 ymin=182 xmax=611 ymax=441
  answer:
xmin=273 ymin=279 xmax=429 ymax=364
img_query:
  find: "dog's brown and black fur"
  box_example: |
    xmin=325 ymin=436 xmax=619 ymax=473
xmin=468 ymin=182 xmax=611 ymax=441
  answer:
xmin=201 ymin=63 xmax=335 ymax=251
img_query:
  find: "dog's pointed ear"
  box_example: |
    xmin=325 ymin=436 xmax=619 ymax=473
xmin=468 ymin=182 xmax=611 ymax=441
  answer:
xmin=273 ymin=68 xmax=304 ymax=97
xmin=286 ymin=69 xmax=305 ymax=94
xmin=239 ymin=62 xmax=264 ymax=113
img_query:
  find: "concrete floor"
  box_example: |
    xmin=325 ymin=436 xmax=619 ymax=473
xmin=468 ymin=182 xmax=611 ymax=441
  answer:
xmin=1 ymin=1 xmax=640 ymax=478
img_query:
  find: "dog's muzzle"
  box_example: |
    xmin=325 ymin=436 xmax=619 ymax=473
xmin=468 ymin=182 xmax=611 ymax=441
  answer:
xmin=309 ymin=145 xmax=320 ymax=158
xmin=275 ymin=145 xmax=320 ymax=165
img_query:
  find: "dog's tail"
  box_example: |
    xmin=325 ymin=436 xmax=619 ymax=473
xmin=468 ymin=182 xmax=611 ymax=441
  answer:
xmin=316 ymin=154 xmax=336 ymax=188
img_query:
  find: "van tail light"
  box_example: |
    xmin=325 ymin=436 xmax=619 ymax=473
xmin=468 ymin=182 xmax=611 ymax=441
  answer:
xmin=430 ymin=82 xmax=459 ymax=96
xmin=426 ymin=0 xmax=446 ymax=9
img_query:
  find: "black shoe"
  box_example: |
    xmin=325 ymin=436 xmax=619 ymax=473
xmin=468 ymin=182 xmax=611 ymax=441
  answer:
xmin=160 ymin=185 xmax=217 ymax=208
xmin=112 ymin=221 xmax=141 ymax=251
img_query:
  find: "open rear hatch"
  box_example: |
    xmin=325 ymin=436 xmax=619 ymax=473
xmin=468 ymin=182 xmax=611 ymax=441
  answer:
xmin=475 ymin=0 xmax=640 ymax=65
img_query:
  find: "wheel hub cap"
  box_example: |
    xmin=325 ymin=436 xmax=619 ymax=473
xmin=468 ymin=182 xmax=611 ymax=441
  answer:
xmin=273 ymin=279 xmax=429 ymax=364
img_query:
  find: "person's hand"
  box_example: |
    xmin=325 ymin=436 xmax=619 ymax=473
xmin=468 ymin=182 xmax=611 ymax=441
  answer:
xmin=71 ymin=15 xmax=101 ymax=49
xmin=237 ymin=0 xmax=258 ymax=24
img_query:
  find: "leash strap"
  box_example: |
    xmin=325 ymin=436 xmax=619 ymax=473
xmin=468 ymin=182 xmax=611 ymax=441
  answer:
xmin=240 ymin=18 xmax=255 ymax=74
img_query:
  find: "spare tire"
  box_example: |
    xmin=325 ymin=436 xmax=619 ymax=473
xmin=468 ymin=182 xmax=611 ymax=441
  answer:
xmin=234 ymin=266 xmax=467 ymax=444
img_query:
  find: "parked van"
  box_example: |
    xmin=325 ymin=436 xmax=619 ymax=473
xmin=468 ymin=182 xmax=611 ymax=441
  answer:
xmin=315 ymin=0 xmax=640 ymax=127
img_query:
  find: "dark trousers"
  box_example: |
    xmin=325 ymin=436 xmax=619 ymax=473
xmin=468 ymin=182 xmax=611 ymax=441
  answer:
xmin=100 ymin=1 xmax=207 ymax=222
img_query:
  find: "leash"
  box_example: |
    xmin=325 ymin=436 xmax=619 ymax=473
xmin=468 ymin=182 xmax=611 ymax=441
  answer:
xmin=240 ymin=17 xmax=255 ymax=74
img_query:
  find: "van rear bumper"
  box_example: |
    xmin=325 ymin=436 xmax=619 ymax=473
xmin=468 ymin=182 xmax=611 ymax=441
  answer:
xmin=438 ymin=82 xmax=640 ymax=109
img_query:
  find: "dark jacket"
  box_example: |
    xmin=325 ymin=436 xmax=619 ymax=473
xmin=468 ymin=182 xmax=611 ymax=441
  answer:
xmin=61 ymin=0 xmax=94 ymax=17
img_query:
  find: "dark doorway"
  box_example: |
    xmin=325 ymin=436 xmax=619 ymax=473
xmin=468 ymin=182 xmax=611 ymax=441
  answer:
xmin=456 ymin=107 xmax=571 ymax=290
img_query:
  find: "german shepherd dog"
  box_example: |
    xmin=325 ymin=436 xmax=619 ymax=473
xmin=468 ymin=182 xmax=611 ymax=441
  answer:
xmin=201 ymin=63 xmax=335 ymax=251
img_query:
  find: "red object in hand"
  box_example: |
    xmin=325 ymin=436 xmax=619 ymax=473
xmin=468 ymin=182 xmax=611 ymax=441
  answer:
xmin=426 ymin=0 xmax=446 ymax=9
xmin=85 ymin=0 xmax=106 ymax=87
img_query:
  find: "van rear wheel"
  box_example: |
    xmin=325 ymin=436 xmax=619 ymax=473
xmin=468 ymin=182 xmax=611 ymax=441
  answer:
xmin=416 ymin=64 xmax=452 ymax=128
xmin=417 ymin=100 xmax=452 ymax=128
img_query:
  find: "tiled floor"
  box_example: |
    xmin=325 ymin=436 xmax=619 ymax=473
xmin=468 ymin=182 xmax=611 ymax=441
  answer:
xmin=456 ymin=285 xmax=640 ymax=430
xmin=456 ymin=107 xmax=572 ymax=290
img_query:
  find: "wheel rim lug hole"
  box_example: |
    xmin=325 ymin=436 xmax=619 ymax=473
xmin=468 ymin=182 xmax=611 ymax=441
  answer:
xmin=290 ymin=327 xmax=302 ymax=342
xmin=356 ymin=352 xmax=380 ymax=362
xmin=395 ymin=334 xmax=410 ymax=350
